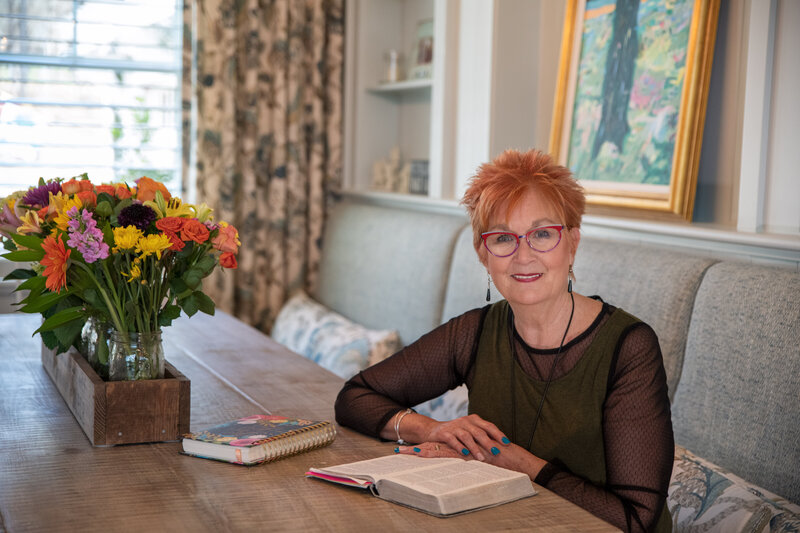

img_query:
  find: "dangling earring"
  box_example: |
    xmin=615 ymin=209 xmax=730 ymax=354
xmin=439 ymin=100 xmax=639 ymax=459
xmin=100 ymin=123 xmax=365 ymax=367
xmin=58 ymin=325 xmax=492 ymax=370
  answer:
xmin=568 ymin=265 xmax=574 ymax=293
xmin=486 ymin=272 xmax=492 ymax=302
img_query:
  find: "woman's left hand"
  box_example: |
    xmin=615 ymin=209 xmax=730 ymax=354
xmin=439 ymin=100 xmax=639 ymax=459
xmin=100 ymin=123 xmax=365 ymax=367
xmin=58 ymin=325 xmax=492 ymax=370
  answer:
xmin=396 ymin=439 xmax=547 ymax=479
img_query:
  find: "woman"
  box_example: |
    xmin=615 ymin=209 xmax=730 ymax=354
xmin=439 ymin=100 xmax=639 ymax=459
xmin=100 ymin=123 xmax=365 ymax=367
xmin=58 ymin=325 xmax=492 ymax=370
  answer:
xmin=335 ymin=149 xmax=673 ymax=532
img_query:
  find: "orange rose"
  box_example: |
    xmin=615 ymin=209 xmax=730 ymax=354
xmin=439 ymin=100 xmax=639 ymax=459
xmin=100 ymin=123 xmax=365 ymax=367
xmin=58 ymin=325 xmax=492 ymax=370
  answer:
xmin=61 ymin=179 xmax=82 ymax=195
xmin=219 ymin=252 xmax=237 ymax=269
xmin=94 ymin=184 xmax=116 ymax=197
xmin=63 ymin=179 xmax=94 ymax=194
xmin=114 ymin=184 xmax=132 ymax=199
xmin=135 ymin=176 xmax=171 ymax=203
xmin=180 ymin=219 xmax=209 ymax=244
xmin=155 ymin=216 xmax=186 ymax=233
xmin=76 ymin=190 xmax=97 ymax=207
xmin=164 ymin=231 xmax=185 ymax=251
xmin=211 ymin=223 xmax=240 ymax=254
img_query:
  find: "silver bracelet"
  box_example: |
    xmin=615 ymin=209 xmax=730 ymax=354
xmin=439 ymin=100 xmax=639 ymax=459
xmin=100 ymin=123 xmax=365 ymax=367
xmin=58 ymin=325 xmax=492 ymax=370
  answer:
xmin=394 ymin=408 xmax=413 ymax=445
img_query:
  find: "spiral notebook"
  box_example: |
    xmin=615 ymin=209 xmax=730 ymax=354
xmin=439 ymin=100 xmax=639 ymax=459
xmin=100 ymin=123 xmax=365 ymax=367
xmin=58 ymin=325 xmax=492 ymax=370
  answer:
xmin=182 ymin=414 xmax=336 ymax=465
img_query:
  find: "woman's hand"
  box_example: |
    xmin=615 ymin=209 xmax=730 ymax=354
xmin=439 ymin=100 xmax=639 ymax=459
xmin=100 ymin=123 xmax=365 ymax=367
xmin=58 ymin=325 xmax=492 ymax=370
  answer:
xmin=422 ymin=413 xmax=511 ymax=461
xmin=396 ymin=438 xmax=547 ymax=480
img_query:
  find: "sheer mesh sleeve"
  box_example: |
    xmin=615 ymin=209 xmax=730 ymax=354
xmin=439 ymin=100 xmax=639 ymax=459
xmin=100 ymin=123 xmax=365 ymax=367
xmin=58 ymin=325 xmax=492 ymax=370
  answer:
xmin=334 ymin=306 xmax=673 ymax=533
xmin=534 ymin=322 xmax=674 ymax=532
xmin=334 ymin=307 xmax=486 ymax=437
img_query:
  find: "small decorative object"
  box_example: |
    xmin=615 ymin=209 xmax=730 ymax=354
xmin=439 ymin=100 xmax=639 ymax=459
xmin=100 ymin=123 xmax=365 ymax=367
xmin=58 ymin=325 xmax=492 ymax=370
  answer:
xmin=409 ymin=19 xmax=433 ymax=80
xmin=371 ymin=146 xmax=409 ymax=193
xmin=1 ymin=174 xmax=241 ymax=379
xmin=409 ymin=160 xmax=429 ymax=195
xmin=383 ymin=49 xmax=403 ymax=83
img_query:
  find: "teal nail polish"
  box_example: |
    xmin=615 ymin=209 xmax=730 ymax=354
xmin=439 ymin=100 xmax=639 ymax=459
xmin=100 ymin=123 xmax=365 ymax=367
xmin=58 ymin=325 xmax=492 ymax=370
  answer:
xmin=491 ymin=447 xmax=500 ymax=455
xmin=501 ymin=437 xmax=510 ymax=444
xmin=461 ymin=448 xmax=470 ymax=456
xmin=413 ymin=447 xmax=421 ymax=453
xmin=393 ymin=447 xmax=400 ymax=453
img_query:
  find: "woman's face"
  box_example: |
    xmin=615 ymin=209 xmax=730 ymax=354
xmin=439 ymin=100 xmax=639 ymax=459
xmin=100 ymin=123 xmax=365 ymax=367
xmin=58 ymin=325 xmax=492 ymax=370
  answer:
xmin=483 ymin=189 xmax=579 ymax=310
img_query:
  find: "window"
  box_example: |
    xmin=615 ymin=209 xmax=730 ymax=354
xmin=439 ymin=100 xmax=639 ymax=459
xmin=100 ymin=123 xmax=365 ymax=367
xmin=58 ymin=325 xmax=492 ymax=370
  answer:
xmin=0 ymin=0 xmax=183 ymax=197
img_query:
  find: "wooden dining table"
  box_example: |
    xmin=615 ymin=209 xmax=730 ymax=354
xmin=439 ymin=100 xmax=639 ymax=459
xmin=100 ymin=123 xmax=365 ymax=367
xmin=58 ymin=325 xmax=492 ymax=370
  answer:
xmin=0 ymin=311 xmax=619 ymax=532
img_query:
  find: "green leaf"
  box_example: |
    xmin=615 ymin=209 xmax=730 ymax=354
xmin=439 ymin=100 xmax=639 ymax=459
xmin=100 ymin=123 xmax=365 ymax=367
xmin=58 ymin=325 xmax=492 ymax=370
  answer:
xmin=17 ymin=275 xmax=46 ymax=293
xmin=10 ymin=233 xmax=44 ymax=252
xmin=40 ymin=329 xmax=59 ymax=350
xmin=19 ymin=290 xmax=70 ymax=313
xmin=95 ymin=200 xmax=113 ymax=218
xmin=2 ymin=238 xmax=17 ymax=252
xmin=2 ymin=249 xmax=44 ymax=262
xmin=193 ymin=291 xmax=215 ymax=316
xmin=102 ymin=221 xmax=114 ymax=247
xmin=181 ymin=293 xmax=199 ymax=317
xmin=195 ymin=255 xmax=216 ymax=274
xmin=34 ymin=306 xmax=85 ymax=333
xmin=3 ymin=268 xmax=36 ymax=281
xmin=82 ymin=288 xmax=103 ymax=309
xmin=54 ymin=316 xmax=84 ymax=349
xmin=113 ymin=198 xmax=133 ymax=216
xmin=158 ymin=304 xmax=182 ymax=327
xmin=169 ymin=278 xmax=189 ymax=295
xmin=183 ymin=269 xmax=202 ymax=290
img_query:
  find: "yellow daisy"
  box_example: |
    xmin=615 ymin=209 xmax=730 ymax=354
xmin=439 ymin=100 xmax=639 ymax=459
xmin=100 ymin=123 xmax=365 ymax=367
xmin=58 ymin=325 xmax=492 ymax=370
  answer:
xmin=112 ymin=226 xmax=144 ymax=253
xmin=135 ymin=233 xmax=172 ymax=260
xmin=122 ymin=263 xmax=141 ymax=282
xmin=52 ymin=196 xmax=84 ymax=232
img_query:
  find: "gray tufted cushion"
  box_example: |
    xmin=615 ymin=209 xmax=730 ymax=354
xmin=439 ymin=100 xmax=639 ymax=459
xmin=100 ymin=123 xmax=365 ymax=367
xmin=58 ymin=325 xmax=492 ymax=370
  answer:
xmin=315 ymin=200 xmax=466 ymax=346
xmin=671 ymin=261 xmax=800 ymax=503
xmin=573 ymin=238 xmax=717 ymax=401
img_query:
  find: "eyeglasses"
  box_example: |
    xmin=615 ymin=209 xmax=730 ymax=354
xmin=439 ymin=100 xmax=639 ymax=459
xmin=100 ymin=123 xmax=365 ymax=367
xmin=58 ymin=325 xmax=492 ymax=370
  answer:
xmin=480 ymin=225 xmax=564 ymax=257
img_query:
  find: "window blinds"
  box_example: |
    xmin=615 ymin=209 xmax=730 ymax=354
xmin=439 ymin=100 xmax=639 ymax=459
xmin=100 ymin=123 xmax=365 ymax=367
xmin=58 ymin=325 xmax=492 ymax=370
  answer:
xmin=0 ymin=0 xmax=183 ymax=196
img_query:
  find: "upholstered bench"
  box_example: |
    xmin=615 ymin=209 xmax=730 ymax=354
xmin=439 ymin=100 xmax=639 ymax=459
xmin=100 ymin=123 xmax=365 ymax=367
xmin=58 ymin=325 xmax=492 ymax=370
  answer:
xmin=270 ymin=197 xmax=799 ymax=531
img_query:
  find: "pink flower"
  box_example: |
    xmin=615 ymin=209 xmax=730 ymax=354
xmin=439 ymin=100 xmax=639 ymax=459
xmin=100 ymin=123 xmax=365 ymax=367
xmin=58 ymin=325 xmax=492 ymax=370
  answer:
xmin=212 ymin=223 xmax=240 ymax=254
xmin=66 ymin=207 xmax=109 ymax=263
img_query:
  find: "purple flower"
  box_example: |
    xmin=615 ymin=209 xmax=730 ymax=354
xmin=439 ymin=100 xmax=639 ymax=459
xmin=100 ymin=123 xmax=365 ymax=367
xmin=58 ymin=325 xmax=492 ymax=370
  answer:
xmin=117 ymin=203 xmax=156 ymax=231
xmin=66 ymin=207 xmax=109 ymax=264
xmin=22 ymin=181 xmax=62 ymax=207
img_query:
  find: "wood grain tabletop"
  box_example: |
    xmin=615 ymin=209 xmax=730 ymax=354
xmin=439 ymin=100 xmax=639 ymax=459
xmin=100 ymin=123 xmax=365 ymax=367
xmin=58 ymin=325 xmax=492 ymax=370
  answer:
xmin=0 ymin=311 xmax=619 ymax=532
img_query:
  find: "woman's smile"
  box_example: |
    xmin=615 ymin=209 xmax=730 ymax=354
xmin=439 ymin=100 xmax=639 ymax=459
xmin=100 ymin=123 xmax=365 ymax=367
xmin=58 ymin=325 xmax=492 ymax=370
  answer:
xmin=511 ymin=273 xmax=542 ymax=282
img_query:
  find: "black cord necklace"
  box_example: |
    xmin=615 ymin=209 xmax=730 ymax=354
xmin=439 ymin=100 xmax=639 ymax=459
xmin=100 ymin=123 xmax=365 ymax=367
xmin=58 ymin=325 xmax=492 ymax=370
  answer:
xmin=509 ymin=290 xmax=575 ymax=451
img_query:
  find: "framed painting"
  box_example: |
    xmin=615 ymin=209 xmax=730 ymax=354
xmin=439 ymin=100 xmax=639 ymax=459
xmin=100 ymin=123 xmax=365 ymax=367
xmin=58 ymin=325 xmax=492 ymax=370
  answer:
xmin=549 ymin=0 xmax=720 ymax=221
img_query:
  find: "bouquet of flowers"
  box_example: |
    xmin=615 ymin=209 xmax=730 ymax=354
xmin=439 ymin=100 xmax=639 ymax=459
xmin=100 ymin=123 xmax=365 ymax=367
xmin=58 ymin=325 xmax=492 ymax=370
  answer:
xmin=1 ymin=175 xmax=240 ymax=378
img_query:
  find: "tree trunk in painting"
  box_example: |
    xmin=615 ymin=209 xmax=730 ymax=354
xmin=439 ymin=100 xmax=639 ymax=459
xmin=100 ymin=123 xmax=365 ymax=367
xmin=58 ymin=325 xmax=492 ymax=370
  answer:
xmin=591 ymin=0 xmax=641 ymax=160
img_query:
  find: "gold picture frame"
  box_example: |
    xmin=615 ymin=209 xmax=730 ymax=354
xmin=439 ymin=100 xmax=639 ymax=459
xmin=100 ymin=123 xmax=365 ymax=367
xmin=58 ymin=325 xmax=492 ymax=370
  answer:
xmin=549 ymin=0 xmax=720 ymax=221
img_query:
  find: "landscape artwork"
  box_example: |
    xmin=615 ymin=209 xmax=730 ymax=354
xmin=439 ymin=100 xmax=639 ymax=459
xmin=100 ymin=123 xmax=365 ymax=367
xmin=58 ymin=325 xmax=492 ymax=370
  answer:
xmin=550 ymin=0 xmax=719 ymax=220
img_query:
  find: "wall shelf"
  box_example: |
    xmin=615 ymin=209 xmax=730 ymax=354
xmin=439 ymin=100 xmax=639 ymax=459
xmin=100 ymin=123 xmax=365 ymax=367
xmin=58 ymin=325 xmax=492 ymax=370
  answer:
xmin=368 ymin=78 xmax=433 ymax=93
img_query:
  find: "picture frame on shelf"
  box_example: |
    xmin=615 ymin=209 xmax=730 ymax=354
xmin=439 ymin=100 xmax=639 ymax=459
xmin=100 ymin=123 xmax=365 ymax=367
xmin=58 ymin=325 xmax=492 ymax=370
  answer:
xmin=549 ymin=0 xmax=720 ymax=221
xmin=408 ymin=19 xmax=433 ymax=80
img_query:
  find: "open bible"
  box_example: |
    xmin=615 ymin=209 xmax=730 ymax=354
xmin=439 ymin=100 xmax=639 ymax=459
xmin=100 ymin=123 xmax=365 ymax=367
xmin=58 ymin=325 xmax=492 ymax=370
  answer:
xmin=305 ymin=454 xmax=537 ymax=517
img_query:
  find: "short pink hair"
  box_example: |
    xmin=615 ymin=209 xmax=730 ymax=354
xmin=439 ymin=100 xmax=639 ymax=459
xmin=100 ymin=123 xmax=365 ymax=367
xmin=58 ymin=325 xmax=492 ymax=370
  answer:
xmin=461 ymin=149 xmax=585 ymax=261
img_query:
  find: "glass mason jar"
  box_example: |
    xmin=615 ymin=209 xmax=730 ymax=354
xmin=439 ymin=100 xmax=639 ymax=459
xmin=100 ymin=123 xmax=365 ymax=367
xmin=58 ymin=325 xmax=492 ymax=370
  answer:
xmin=108 ymin=330 xmax=165 ymax=381
xmin=80 ymin=316 xmax=112 ymax=380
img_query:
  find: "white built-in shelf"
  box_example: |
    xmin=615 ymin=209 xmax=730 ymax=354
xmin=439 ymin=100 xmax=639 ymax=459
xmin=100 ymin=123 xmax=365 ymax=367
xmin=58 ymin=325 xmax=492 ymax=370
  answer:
xmin=368 ymin=78 xmax=433 ymax=93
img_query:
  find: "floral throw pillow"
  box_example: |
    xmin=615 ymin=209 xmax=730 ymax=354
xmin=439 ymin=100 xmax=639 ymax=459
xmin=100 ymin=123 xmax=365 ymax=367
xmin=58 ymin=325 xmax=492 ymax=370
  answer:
xmin=668 ymin=446 xmax=800 ymax=532
xmin=271 ymin=291 xmax=402 ymax=379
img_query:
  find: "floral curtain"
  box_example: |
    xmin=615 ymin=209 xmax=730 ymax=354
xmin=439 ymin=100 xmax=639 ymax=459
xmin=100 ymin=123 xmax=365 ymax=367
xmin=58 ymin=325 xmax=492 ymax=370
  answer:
xmin=182 ymin=0 xmax=344 ymax=332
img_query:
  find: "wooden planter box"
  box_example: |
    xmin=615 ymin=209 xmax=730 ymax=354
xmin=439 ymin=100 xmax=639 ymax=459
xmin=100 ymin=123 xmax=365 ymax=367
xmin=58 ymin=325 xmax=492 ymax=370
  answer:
xmin=41 ymin=346 xmax=190 ymax=446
